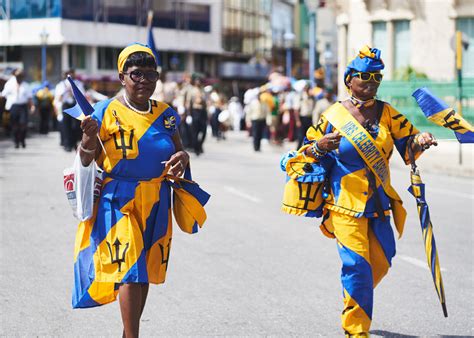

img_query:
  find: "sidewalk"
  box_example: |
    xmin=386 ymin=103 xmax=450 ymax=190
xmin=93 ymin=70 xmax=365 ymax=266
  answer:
xmin=390 ymin=140 xmax=473 ymax=178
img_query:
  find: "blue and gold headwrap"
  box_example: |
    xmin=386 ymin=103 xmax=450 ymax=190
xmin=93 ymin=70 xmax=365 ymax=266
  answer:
xmin=117 ymin=43 xmax=155 ymax=73
xmin=344 ymin=45 xmax=385 ymax=88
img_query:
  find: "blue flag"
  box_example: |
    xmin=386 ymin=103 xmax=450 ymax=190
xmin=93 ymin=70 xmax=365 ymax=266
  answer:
xmin=147 ymin=25 xmax=160 ymax=67
xmin=64 ymin=76 xmax=94 ymax=120
xmin=412 ymin=87 xmax=474 ymax=143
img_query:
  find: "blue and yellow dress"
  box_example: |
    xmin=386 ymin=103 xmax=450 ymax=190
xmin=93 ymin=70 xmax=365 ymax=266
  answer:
xmin=283 ymin=101 xmax=421 ymax=334
xmin=72 ymin=98 xmax=207 ymax=308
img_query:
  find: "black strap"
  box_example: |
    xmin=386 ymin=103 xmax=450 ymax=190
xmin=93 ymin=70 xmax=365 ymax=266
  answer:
xmin=367 ymin=100 xmax=387 ymax=221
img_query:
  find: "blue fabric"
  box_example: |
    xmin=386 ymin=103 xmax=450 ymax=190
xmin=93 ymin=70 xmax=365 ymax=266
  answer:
xmin=412 ymin=87 xmax=448 ymax=118
xmin=344 ymin=47 xmax=385 ymax=87
xmin=67 ymin=76 xmax=94 ymax=115
xmin=337 ymin=242 xmax=373 ymax=319
xmin=370 ymin=217 xmax=396 ymax=266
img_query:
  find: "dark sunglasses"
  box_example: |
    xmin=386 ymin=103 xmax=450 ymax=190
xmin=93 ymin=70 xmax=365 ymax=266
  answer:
xmin=123 ymin=70 xmax=160 ymax=83
xmin=352 ymin=72 xmax=383 ymax=83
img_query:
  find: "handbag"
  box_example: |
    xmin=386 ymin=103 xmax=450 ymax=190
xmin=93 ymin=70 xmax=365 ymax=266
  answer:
xmin=63 ymin=152 xmax=103 ymax=221
xmin=281 ymin=145 xmax=328 ymax=218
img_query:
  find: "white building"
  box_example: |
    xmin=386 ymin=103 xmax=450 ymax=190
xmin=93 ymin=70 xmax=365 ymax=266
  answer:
xmin=0 ymin=0 xmax=223 ymax=87
xmin=334 ymin=0 xmax=474 ymax=96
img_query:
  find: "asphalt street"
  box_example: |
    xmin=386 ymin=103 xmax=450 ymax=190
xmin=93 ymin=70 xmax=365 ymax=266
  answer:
xmin=0 ymin=131 xmax=472 ymax=337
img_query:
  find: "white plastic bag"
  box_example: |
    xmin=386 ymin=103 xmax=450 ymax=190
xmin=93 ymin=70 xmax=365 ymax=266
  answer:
xmin=63 ymin=152 xmax=103 ymax=221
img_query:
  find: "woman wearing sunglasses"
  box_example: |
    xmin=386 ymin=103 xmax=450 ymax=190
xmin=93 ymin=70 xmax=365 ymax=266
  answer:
xmin=290 ymin=46 xmax=437 ymax=337
xmin=73 ymin=43 xmax=209 ymax=337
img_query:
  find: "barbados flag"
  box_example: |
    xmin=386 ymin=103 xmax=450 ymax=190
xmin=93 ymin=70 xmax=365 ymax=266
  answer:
xmin=412 ymin=87 xmax=474 ymax=143
xmin=64 ymin=76 xmax=94 ymax=120
xmin=147 ymin=18 xmax=160 ymax=67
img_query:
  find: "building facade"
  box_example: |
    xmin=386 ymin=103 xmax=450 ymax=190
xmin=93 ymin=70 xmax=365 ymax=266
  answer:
xmin=334 ymin=0 xmax=474 ymax=96
xmin=0 ymin=0 xmax=223 ymax=88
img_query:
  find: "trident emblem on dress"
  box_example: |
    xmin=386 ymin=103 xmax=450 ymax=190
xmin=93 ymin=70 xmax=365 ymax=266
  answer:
xmin=297 ymin=181 xmax=321 ymax=209
xmin=106 ymin=238 xmax=129 ymax=272
xmin=113 ymin=126 xmax=134 ymax=159
xmin=159 ymin=238 xmax=172 ymax=272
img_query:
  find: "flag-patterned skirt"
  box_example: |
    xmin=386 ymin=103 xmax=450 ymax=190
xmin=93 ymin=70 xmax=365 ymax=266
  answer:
xmin=72 ymin=176 xmax=173 ymax=308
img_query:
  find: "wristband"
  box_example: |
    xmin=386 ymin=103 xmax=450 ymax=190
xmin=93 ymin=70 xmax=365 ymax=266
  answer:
xmin=310 ymin=141 xmax=327 ymax=159
xmin=79 ymin=143 xmax=97 ymax=154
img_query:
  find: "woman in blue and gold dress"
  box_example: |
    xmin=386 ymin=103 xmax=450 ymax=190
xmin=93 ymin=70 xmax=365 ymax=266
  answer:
xmin=282 ymin=46 xmax=438 ymax=337
xmin=74 ymin=43 xmax=209 ymax=338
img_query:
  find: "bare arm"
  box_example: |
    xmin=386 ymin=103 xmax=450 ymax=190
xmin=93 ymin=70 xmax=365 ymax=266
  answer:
xmin=164 ymin=131 xmax=190 ymax=177
xmin=79 ymin=116 xmax=100 ymax=166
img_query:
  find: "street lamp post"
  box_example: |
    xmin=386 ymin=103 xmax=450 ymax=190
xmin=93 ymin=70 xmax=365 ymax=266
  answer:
xmin=284 ymin=32 xmax=295 ymax=78
xmin=39 ymin=28 xmax=49 ymax=83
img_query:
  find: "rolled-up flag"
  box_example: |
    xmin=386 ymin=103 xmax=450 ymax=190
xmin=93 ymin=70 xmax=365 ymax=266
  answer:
xmin=64 ymin=75 xmax=94 ymax=120
xmin=412 ymin=87 xmax=474 ymax=143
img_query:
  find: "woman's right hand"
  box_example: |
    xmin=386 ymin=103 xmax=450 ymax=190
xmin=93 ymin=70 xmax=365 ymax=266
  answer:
xmin=80 ymin=116 xmax=99 ymax=149
xmin=317 ymin=131 xmax=342 ymax=151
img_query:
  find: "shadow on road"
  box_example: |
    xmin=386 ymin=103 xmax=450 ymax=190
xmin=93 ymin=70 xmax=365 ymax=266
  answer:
xmin=371 ymin=330 xmax=473 ymax=338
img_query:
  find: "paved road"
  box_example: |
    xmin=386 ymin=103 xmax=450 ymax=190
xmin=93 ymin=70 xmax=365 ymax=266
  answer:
xmin=0 ymin=131 xmax=472 ymax=337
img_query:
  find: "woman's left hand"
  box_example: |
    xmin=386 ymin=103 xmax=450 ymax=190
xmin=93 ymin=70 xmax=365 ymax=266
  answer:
xmin=165 ymin=150 xmax=190 ymax=177
xmin=414 ymin=132 xmax=438 ymax=150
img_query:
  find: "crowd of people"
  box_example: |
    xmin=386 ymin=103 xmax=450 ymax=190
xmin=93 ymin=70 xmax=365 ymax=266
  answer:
xmin=243 ymin=75 xmax=335 ymax=152
xmin=0 ymin=66 xmax=335 ymax=154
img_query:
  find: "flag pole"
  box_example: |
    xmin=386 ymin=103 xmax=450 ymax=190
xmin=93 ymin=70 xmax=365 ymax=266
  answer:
xmin=455 ymin=31 xmax=463 ymax=164
xmin=147 ymin=10 xmax=153 ymax=32
xmin=96 ymin=135 xmax=107 ymax=156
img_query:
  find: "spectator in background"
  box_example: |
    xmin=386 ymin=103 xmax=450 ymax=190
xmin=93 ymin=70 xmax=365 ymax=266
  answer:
xmin=295 ymin=84 xmax=315 ymax=149
xmin=176 ymin=73 xmax=194 ymax=149
xmin=0 ymin=69 xmax=33 ymax=148
xmin=35 ymin=81 xmax=54 ymax=134
xmin=245 ymin=92 xmax=270 ymax=152
xmin=312 ymin=88 xmax=335 ymax=125
xmin=186 ymin=75 xmax=207 ymax=155
xmin=54 ymin=69 xmax=85 ymax=152
xmin=227 ymin=96 xmax=244 ymax=132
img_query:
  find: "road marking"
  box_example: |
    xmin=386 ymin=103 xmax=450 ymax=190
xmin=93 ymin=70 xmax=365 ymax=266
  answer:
xmin=224 ymin=186 xmax=262 ymax=203
xmin=397 ymin=254 xmax=447 ymax=272
xmin=427 ymin=187 xmax=474 ymax=200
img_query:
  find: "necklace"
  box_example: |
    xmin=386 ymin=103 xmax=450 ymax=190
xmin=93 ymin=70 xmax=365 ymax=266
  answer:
xmin=350 ymin=95 xmax=375 ymax=109
xmin=123 ymin=94 xmax=151 ymax=114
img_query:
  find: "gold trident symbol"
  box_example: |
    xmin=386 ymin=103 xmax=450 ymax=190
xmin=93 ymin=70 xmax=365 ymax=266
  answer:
xmin=106 ymin=238 xmax=129 ymax=272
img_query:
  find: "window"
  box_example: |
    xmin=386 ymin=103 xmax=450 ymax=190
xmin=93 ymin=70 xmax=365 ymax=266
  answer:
xmin=151 ymin=1 xmax=210 ymax=32
xmin=372 ymin=21 xmax=387 ymax=53
xmin=394 ymin=20 xmax=410 ymax=71
xmin=68 ymin=45 xmax=86 ymax=70
xmin=456 ymin=18 xmax=474 ymax=78
xmin=62 ymin=0 xmax=94 ymax=21
xmin=98 ymin=47 xmax=121 ymax=70
xmin=7 ymin=0 xmax=60 ymax=19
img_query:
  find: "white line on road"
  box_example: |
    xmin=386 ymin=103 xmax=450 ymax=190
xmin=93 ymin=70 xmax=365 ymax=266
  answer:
xmin=224 ymin=186 xmax=262 ymax=203
xmin=426 ymin=187 xmax=474 ymax=200
xmin=397 ymin=254 xmax=447 ymax=272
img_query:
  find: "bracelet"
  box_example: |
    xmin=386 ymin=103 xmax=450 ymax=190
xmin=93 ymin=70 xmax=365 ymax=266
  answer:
xmin=79 ymin=143 xmax=97 ymax=154
xmin=313 ymin=141 xmax=327 ymax=154
xmin=310 ymin=141 xmax=327 ymax=159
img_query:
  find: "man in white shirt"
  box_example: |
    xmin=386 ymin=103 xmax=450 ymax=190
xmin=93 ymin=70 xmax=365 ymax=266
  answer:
xmin=0 ymin=69 xmax=33 ymax=148
xmin=54 ymin=69 xmax=85 ymax=151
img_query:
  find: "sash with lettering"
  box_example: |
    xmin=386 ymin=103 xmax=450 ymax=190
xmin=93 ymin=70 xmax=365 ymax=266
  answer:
xmin=325 ymin=103 xmax=407 ymax=237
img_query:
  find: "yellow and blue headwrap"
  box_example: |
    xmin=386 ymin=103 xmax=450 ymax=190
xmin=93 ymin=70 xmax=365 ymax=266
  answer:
xmin=344 ymin=45 xmax=385 ymax=88
xmin=117 ymin=43 xmax=155 ymax=73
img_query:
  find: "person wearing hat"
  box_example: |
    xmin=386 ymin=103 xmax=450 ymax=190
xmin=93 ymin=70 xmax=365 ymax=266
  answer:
xmin=297 ymin=46 xmax=437 ymax=337
xmin=75 ymin=43 xmax=208 ymax=337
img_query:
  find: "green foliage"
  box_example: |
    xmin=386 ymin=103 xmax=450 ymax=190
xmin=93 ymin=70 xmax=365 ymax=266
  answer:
xmin=394 ymin=66 xmax=428 ymax=81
